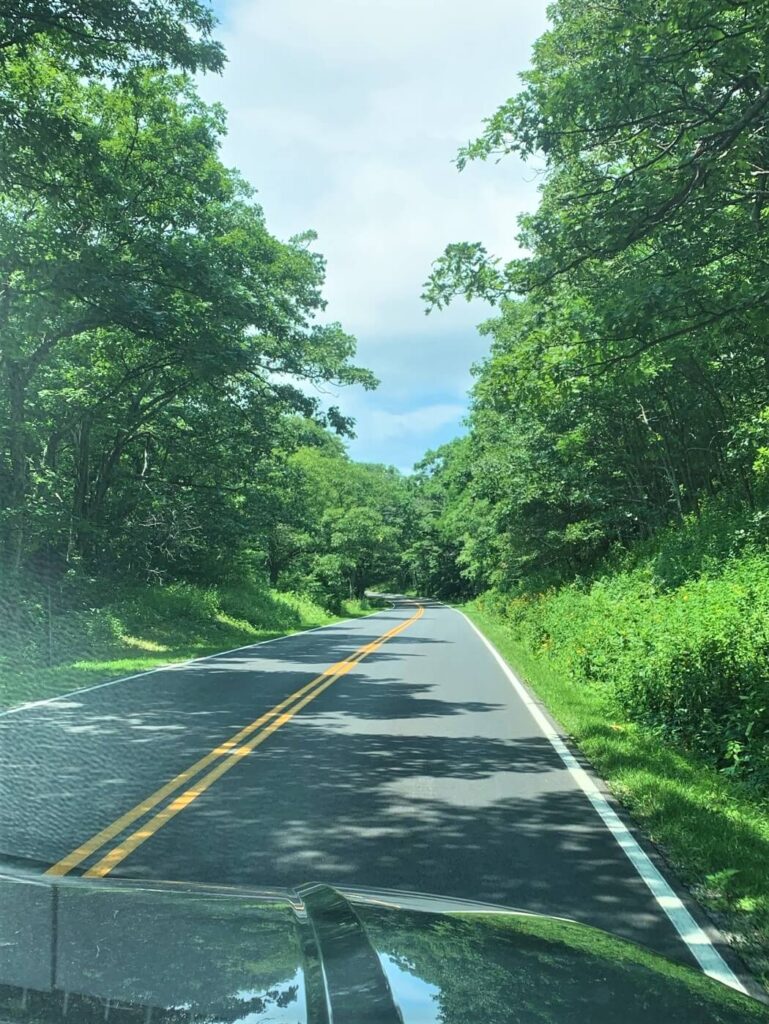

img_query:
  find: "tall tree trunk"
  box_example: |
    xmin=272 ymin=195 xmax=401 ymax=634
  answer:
xmin=266 ymin=537 xmax=281 ymax=587
xmin=3 ymin=361 xmax=28 ymax=577
xmin=69 ymin=416 xmax=92 ymax=559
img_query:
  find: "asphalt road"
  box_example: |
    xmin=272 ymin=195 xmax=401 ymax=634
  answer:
xmin=0 ymin=598 xmax=727 ymax=973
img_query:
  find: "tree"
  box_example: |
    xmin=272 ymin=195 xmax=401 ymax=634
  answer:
xmin=275 ymin=449 xmax=410 ymax=606
xmin=0 ymin=0 xmax=224 ymax=75
xmin=413 ymin=0 xmax=769 ymax=597
xmin=426 ymin=0 xmax=769 ymax=361
xmin=402 ymin=439 xmax=480 ymax=599
xmin=0 ymin=65 xmax=374 ymax=579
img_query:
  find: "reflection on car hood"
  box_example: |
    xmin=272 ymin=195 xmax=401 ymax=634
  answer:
xmin=0 ymin=866 xmax=766 ymax=1023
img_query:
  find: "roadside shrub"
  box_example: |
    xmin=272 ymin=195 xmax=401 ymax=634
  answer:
xmin=480 ymin=551 xmax=769 ymax=789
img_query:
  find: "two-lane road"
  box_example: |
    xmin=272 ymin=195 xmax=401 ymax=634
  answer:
xmin=0 ymin=599 xmax=743 ymax=988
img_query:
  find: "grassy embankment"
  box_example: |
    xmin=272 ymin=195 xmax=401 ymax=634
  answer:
xmin=0 ymin=580 xmax=377 ymax=712
xmin=463 ymin=503 xmax=769 ymax=988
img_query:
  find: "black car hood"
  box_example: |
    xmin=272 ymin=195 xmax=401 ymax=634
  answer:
xmin=0 ymin=866 xmax=765 ymax=1024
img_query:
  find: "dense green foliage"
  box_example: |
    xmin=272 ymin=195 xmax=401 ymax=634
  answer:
xmin=2 ymin=0 xmax=769 ymax=983
xmin=277 ymin=445 xmax=409 ymax=607
xmin=476 ymin=505 xmax=769 ymax=786
xmin=0 ymin=0 xmax=410 ymax=648
xmin=409 ymin=0 xmax=769 ymax=794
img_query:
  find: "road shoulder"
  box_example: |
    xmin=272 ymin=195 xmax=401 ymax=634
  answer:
xmin=460 ymin=603 xmax=767 ymax=1001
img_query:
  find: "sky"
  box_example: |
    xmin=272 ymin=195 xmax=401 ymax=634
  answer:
xmin=199 ymin=0 xmax=550 ymax=471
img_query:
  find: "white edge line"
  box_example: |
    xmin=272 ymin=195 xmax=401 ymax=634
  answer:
xmin=0 ymin=604 xmax=394 ymax=719
xmin=457 ymin=608 xmax=748 ymax=995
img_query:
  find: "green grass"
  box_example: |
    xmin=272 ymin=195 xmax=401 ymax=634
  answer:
xmin=463 ymin=602 xmax=769 ymax=992
xmin=0 ymin=581 xmax=377 ymax=711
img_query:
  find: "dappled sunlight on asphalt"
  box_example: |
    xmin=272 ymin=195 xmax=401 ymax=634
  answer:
xmin=0 ymin=602 xmax=702 ymax=968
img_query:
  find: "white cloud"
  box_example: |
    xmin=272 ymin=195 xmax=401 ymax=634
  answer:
xmin=220 ymin=0 xmax=547 ymax=69
xmin=340 ymin=394 xmax=468 ymax=471
xmin=201 ymin=0 xmax=549 ymax=463
xmin=360 ymin=402 xmax=466 ymax=441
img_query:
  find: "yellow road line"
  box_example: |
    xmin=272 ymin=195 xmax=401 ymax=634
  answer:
xmin=46 ymin=605 xmax=423 ymax=878
xmin=84 ymin=605 xmax=423 ymax=878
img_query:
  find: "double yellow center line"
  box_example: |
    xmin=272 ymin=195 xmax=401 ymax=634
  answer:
xmin=46 ymin=604 xmax=424 ymax=879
